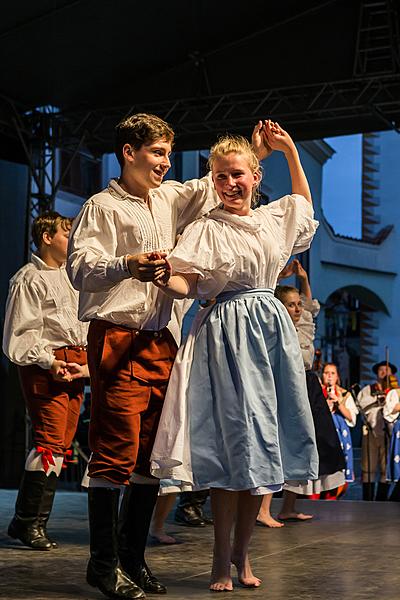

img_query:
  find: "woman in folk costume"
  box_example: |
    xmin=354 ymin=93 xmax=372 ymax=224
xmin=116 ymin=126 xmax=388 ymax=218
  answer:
xmin=322 ymin=363 xmax=358 ymax=493
xmin=150 ymin=121 xmax=318 ymax=592
xmin=261 ymin=262 xmax=346 ymax=523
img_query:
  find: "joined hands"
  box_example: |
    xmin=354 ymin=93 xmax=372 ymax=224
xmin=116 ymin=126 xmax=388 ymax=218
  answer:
xmin=126 ymin=251 xmax=171 ymax=287
xmin=278 ymin=258 xmax=307 ymax=282
xmin=252 ymin=119 xmax=296 ymax=160
xmin=50 ymin=360 xmax=89 ymax=382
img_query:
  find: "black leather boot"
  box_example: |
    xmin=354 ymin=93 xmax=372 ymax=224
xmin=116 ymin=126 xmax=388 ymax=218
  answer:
xmin=362 ymin=482 xmax=375 ymax=501
xmin=8 ymin=470 xmax=52 ymax=550
xmin=189 ymin=490 xmax=212 ymax=524
xmin=38 ymin=472 xmax=59 ymax=548
xmin=375 ymin=482 xmax=390 ymax=501
xmin=118 ymin=483 xmax=166 ymax=594
xmin=174 ymin=491 xmax=207 ymax=526
xmin=86 ymin=487 xmax=145 ymax=599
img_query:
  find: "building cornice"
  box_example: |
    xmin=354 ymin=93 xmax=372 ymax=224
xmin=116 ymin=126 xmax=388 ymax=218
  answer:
xmin=299 ymin=140 xmax=335 ymax=165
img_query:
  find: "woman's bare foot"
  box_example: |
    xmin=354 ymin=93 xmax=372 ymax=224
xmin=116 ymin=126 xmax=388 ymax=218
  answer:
xmin=231 ymin=553 xmax=262 ymax=588
xmin=256 ymin=516 xmax=284 ymax=528
xmin=210 ymin=555 xmax=233 ymax=592
xmin=277 ymin=511 xmax=313 ymax=521
xmin=149 ymin=530 xmax=178 ymax=544
xmin=209 ymin=577 xmax=233 ymax=592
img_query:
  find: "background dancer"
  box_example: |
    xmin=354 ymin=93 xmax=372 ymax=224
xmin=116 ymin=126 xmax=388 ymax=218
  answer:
xmin=3 ymin=212 xmax=88 ymax=551
xmin=383 ymin=382 xmax=400 ymax=500
xmin=148 ymin=492 xmax=178 ymax=544
xmin=151 ymin=122 xmax=319 ymax=591
xmin=357 ymin=361 xmax=396 ymax=500
xmin=272 ymin=260 xmax=345 ymax=521
xmin=322 ymin=363 xmax=358 ymax=497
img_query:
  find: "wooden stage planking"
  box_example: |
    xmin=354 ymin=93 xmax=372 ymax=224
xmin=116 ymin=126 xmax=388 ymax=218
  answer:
xmin=0 ymin=490 xmax=399 ymax=600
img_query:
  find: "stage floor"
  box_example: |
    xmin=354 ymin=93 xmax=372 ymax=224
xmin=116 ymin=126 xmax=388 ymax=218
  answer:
xmin=0 ymin=490 xmax=399 ymax=600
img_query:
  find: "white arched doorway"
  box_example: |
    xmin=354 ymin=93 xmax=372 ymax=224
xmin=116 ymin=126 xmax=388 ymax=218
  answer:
xmin=318 ymin=285 xmax=389 ymax=387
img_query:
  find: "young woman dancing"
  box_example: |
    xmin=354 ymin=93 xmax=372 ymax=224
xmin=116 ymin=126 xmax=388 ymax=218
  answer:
xmin=150 ymin=121 xmax=319 ymax=591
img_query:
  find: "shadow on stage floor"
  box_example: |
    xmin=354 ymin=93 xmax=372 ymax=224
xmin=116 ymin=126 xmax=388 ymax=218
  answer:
xmin=0 ymin=490 xmax=399 ymax=600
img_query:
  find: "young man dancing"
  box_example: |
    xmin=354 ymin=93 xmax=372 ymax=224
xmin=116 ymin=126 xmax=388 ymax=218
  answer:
xmin=68 ymin=113 xmax=268 ymax=599
xmin=3 ymin=212 xmax=89 ymax=551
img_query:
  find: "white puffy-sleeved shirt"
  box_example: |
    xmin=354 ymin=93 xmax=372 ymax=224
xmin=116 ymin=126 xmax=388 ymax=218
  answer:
xmin=383 ymin=388 xmax=400 ymax=423
xmin=336 ymin=389 xmax=359 ymax=427
xmin=67 ymin=176 xmax=218 ymax=340
xmin=343 ymin=394 xmax=359 ymax=427
xmin=2 ymin=254 xmax=88 ymax=370
xmin=296 ymin=294 xmax=320 ymax=370
xmin=168 ymin=194 xmax=318 ymax=298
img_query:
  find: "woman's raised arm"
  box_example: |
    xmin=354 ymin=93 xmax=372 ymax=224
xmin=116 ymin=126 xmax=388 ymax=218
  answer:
xmin=263 ymin=120 xmax=312 ymax=204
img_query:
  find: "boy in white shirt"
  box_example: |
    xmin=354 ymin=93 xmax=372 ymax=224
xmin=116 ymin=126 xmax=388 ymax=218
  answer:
xmin=3 ymin=212 xmax=88 ymax=551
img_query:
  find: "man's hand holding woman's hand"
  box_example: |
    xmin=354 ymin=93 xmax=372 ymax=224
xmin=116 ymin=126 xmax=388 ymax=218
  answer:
xmin=149 ymin=252 xmax=172 ymax=287
xmin=127 ymin=252 xmax=171 ymax=284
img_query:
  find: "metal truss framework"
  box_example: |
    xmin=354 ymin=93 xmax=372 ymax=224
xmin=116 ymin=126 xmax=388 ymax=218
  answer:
xmin=0 ymin=0 xmax=398 ymax=253
xmin=75 ymin=73 xmax=400 ymax=143
xmin=353 ymin=0 xmax=400 ymax=77
xmin=9 ymin=76 xmax=400 ymax=255
xmin=9 ymin=106 xmax=87 ymax=255
xmin=64 ymin=0 xmax=400 ymax=144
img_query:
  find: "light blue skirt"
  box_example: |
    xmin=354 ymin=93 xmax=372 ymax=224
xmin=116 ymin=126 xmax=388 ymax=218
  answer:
xmin=186 ymin=288 xmax=319 ymax=490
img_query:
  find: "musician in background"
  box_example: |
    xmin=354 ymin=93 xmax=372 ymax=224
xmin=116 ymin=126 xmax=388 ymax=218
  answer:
xmin=383 ymin=385 xmax=400 ymax=500
xmin=357 ymin=361 xmax=397 ymax=501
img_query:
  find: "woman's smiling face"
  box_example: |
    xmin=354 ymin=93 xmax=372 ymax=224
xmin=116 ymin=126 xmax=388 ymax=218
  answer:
xmin=212 ymin=152 xmax=260 ymax=216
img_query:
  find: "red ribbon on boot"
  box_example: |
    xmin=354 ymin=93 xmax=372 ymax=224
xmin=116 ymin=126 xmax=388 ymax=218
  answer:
xmin=36 ymin=446 xmax=56 ymax=474
xmin=62 ymin=448 xmax=76 ymax=468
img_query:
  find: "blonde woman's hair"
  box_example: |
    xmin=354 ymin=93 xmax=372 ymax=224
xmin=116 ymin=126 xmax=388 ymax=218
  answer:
xmin=208 ymin=135 xmax=262 ymax=206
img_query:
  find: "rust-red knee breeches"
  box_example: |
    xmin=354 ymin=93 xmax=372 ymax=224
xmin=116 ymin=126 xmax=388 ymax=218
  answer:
xmin=87 ymin=319 xmax=177 ymax=485
xmin=18 ymin=347 xmax=87 ymax=454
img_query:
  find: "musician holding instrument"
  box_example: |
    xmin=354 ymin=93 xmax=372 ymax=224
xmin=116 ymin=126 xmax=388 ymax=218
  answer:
xmin=383 ymin=381 xmax=400 ymax=499
xmin=357 ymin=360 xmax=397 ymax=501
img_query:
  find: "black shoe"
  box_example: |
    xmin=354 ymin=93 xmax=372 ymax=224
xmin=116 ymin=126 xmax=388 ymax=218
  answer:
xmin=174 ymin=505 xmax=206 ymax=527
xmin=118 ymin=483 xmax=165 ymax=591
xmin=131 ymin=563 xmax=166 ymax=594
xmin=39 ymin=471 xmax=59 ymax=548
xmin=8 ymin=515 xmax=52 ymax=550
xmin=118 ymin=483 xmax=166 ymax=593
xmin=375 ymin=482 xmax=389 ymax=501
xmin=389 ymin=479 xmax=400 ymax=501
xmin=362 ymin=482 xmax=374 ymax=501
xmin=88 ymin=488 xmax=145 ymax=599
xmin=38 ymin=518 xmax=58 ymax=548
xmin=9 ymin=469 xmax=56 ymax=551
xmin=87 ymin=563 xmax=145 ymax=599
xmin=200 ymin=514 xmax=213 ymax=525
xmin=193 ymin=503 xmax=213 ymax=525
